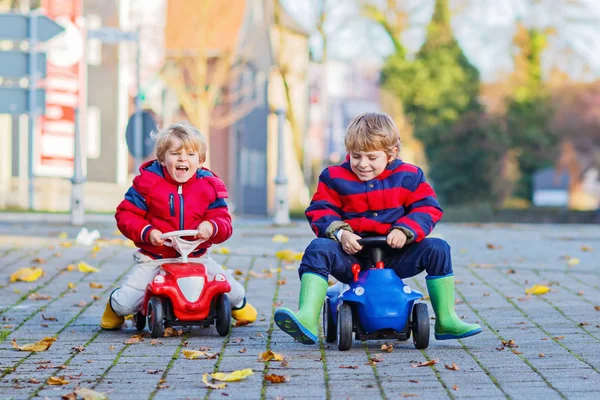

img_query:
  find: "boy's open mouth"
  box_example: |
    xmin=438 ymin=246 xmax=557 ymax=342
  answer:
xmin=175 ymin=165 xmax=189 ymax=177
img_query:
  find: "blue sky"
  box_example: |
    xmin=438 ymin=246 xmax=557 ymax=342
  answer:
xmin=283 ymin=0 xmax=600 ymax=82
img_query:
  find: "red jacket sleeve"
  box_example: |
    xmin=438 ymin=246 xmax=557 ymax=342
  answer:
xmin=203 ymin=176 xmax=233 ymax=244
xmin=115 ymin=174 xmax=154 ymax=244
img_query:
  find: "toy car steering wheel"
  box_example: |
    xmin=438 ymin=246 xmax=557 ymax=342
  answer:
xmin=356 ymin=236 xmax=388 ymax=247
xmin=160 ymin=230 xmax=206 ymax=262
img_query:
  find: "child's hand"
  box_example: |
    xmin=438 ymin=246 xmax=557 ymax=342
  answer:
xmin=340 ymin=230 xmax=363 ymax=255
xmin=387 ymin=229 xmax=407 ymax=249
xmin=149 ymin=229 xmax=165 ymax=246
xmin=196 ymin=221 xmax=214 ymax=241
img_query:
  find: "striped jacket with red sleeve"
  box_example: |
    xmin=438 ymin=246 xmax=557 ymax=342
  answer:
xmin=305 ymin=158 xmax=443 ymax=243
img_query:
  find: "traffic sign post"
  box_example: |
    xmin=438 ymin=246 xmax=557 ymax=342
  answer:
xmin=0 ymin=11 xmax=65 ymax=210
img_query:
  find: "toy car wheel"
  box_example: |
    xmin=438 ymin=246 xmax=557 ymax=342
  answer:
xmin=412 ymin=302 xmax=430 ymax=349
xmin=215 ymin=294 xmax=231 ymax=337
xmin=323 ymin=298 xmax=337 ymax=343
xmin=148 ymin=297 xmax=165 ymax=338
xmin=337 ymin=303 xmax=353 ymax=351
xmin=134 ymin=311 xmax=146 ymax=332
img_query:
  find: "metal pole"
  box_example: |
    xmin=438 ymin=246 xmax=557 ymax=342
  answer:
xmin=27 ymin=11 xmax=38 ymax=210
xmin=133 ymin=27 xmax=142 ymax=173
xmin=273 ymin=108 xmax=290 ymax=225
xmin=70 ymin=108 xmax=85 ymax=226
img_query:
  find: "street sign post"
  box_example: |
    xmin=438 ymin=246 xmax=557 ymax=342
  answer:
xmin=0 ymin=11 xmax=65 ymax=210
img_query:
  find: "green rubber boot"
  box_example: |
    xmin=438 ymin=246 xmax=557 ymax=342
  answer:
xmin=426 ymin=275 xmax=482 ymax=340
xmin=274 ymin=273 xmax=328 ymax=344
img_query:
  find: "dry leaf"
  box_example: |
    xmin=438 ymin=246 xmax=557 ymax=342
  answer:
xmin=211 ymin=368 xmax=254 ymax=382
xmin=10 ymin=267 xmax=44 ymax=282
xmin=234 ymin=320 xmax=251 ymax=327
xmin=91 ymin=245 xmax=101 ymax=253
xmin=147 ymin=369 xmax=163 ymax=374
xmin=539 ymin=353 xmax=545 ymax=357
xmin=74 ymin=388 xmax=108 ymax=400
xmin=60 ymin=242 xmax=73 ymax=248
xmin=486 ymin=243 xmax=502 ymax=249
xmin=78 ymin=262 xmax=99 ymax=273
xmin=275 ymin=249 xmax=303 ymax=261
xmin=411 ymin=359 xmax=437 ymax=368
xmin=32 ymin=258 xmax=46 ymax=264
xmin=124 ymin=334 xmax=144 ymax=344
xmin=554 ymin=336 xmax=565 ymax=340
xmin=58 ymin=232 xmax=68 ymax=239
xmin=89 ymin=282 xmax=103 ymax=289
xmin=163 ymin=327 xmax=183 ymax=337
xmin=238 ymin=348 xmax=246 ymax=353
xmin=150 ymin=339 xmax=162 ymax=346
xmin=68 ymin=283 xmax=76 ymax=290
xmin=47 ymin=376 xmax=69 ymax=385
xmin=445 ymin=363 xmax=460 ymax=371
xmin=272 ymin=234 xmax=289 ymax=243
xmin=259 ymin=350 xmax=284 ymax=362
xmin=12 ymin=337 xmax=56 ymax=352
xmin=212 ymin=247 xmax=230 ymax=254
xmin=202 ymin=374 xmax=227 ymax=389
xmin=265 ymin=374 xmax=288 ymax=383
xmin=525 ymin=284 xmax=550 ymax=295
xmin=594 ymin=306 xmax=600 ymax=311
xmin=339 ymin=365 xmax=358 ymax=369
xmin=567 ymin=258 xmax=580 ymax=267
xmin=409 ymin=379 xmax=419 ymax=383
xmin=182 ymin=350 xmax=213 ymax=360
xmin=65 ymin=264 xmax=76 ymax=272
xmin=28 ymin=293 xmax=52 ymax=301
xmin=581 ymin=246 xmax=593 ymax=252
xmin=234 ymin=269 xmax=244 ymax=276
xmin=381 ymin=343 xmax=393 ymax=353
xmin=452 ymin=384 xmax=459 ymax=391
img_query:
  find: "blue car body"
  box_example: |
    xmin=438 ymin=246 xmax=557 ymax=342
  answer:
xmin=327 ymin=269 xmax=423 ymax=334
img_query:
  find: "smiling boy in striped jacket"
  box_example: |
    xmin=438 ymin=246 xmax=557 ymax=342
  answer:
xmin=274 ymin=112 xmax=481 ymax=344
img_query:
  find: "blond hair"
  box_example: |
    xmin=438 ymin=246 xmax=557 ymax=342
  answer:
xmin=344 ymin=112 xmax=401 ymax=158
xmin=151 ymin=122 xmax=207 ymax=163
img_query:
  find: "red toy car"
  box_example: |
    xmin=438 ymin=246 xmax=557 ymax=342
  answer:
xmin=134 ymin=230 xmax=232 ymax=338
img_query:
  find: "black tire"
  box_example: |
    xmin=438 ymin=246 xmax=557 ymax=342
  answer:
xmin=412 ymin=302 xmax=430 ymax=349
xmin=215 ymin=294 xmax=231 ymax=337
xmin=337 ymin=303 xmax=353 ymax=351
xmin=148 ymin=297 xmax=165 ymax=338
xmin=134 ymin=311 xmax=146 ymax=332
xmin=323 ymin=299 xmax=337 ymax=343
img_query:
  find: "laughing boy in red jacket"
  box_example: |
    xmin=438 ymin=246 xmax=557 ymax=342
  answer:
xmin=275 ymin=112 xmax=481 ymax=344
xmin=101 ymin=122 xmax=256 ymax=329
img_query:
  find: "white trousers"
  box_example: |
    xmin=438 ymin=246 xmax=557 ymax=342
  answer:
xmin=111 ymin=251 xmax=245 ymax=316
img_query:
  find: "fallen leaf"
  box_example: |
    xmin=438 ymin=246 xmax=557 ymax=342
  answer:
xmin=163 ymin=327 xmax=183 ymax=337
xmin=147 ymin=369 xmax=163 ymax=374
xmin=594 ymin=306 xmax=600 ymax=311
xmin=74 ymin=388 xmax=108 ymax=400
xmin=32 ymin=258 xmax=46 ymax=264
xmin=234 ymin=269 xmax=244 ymax=275
xmin=275 ymin=249 xmax=303 ymax=262
xmin=276 ymin=278 xmax=287 ymax=285
xmin=89 ymin=282 xmax=103 ymax=289
xmin=272 ymin=234 xmax=289 ymax=243
xmin=71 ymin=346 xmax=85 ymax=353
xmin=512 ymin=349 xmax=523 ymax=354
xmin=238 ymin=348 xmax=246 ymax=353
xmin=577 ymin=291 xmax=584 ymax=296
xmin=409 ymin=379 xmax=419 ymax=383
xmin=12 ymin=337 xmax=56 ymax=352
xmin=212 ymin=247 xmax=230 ymax=255
xmin=28 ymin=378 xmax=39 ymax=384
xmin=581 ymin=246 xmax=593 ymax=252
xmin=567 ymin=258 xmax=580 ymax=267
xmin=539 ymin=353 xmax=545 ymax=357
xmin=65 ymin=264 xmax=76 ymax=272
xmin=265 ymin=374 xmax=288 ymax=383
xmin=525 ymin=284 xmax=550 ymax=295
xmin=58 ymin=232 xmax=68 ymax=239
xmin=381 ymin=343 xmax=393 ymax=353
xmin=411 ymin=359 xmax=438 ymax=368
xmin=10 ymin=267 xmax=44 ymax=282
xmin=91 ymin=245 xmax=101 ymax=253
xmin=150 ymin=339 xmax=162 ymax=346
xmin=234 ymin=320 xmax=251 ymax=327
xmin=445 ymin=363 xmax=460 ymax=371
xmin=124 ymin=334 xmax=144 ymax=344
xmin=486 ymin=243 xmax=502 ymax=249
xmin=211 ymin=368 xmax=254 ymax=382
xmin=202 ymin=374 xmax=227 ymax=389
xmin=182 ymin=350 xmax=214 ymax=360
xmin=78 ymin=262 xmax=99 ymax=273
xmin=453 ymin=384 xmax=459 ymax=391
xmin=259 ymin=350 xmax=284 ymax=362
xmin=28 ymin=293 xmax=52 ymax=301
xmin=46 ymin=376 xmax=69 ymax=385
xmin=553 ymin=336 xmax=565 ymax=340
xmin=60 ymin=242 xmax=72 ymax=248
xmin=483 ymin=292 xmax=490 ymax=296
xmin=68 ymin=283 xmax=76 ymax=290
xmin=339 ymin=365 xmax=358 ymax=369
xmin=75 ymin=300 xmax=87 ymax=307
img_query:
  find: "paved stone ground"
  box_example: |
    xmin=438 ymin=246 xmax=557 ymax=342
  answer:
xmin=0 ymin=214 xmax=598 ymax=399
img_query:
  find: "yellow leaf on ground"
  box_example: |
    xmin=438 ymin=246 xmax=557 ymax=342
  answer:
xmin=212 ymin=247 xmax=230 ymax=255
xmin=202 ymin=374 xmax=227 ymax=389
xmin=91 ymin=245 xmax=101 ymax=253
xmin=89 ymin=282 xmax=103 ymax=289
xmin=10 ymin=267 xmax=44 ymax=283
xmin=182 ymin=350 xmax=213 ymax=359
xmin=47 ymin=376 xmax=69 ymax=385
xmin=12 ymin=337 xmax=56 ymax=352
xmin=74 ymin=388 xmax=109 ymax=400
xmin=567 ymin=258 xmax=580 ymax=267
xmin=211 ymin=368 xmax=254 ymax=382
xmin=66 ymin=264 xmax=76 ymax=272
xmin=123 ymin=240 xmax=136 ymax=248
xmin=275 ymin=250 xmax=303 ymax=262
xmin=265 ymin=374 xmax=288 ymax=383
xmin=78 ymin=262 xmax=99 ymax=273
xmin=60 ymin=242 xmax=72 ymax=248
xmin=525 ymin=284 xmax=550 ymax=295
xmin=58 ymin=232 xmax=68 ymax=239
xmin=272 ymin=234 xmax=289 ymax=243
xmin=68 ymin=283 xmax=76 ymax=290
xmin=259 ymin=350 xmax=284 ymax=362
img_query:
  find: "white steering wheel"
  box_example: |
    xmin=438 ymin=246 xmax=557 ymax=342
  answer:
xmin=160 ymin=230 xmax=206 ymax=262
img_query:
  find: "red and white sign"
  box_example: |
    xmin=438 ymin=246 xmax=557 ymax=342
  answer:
xmin=34 ymin=0 xmax=85 ymax=177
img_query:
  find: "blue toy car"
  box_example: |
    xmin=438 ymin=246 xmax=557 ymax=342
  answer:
xmin=323 ymin=236 xmax=430 ymax=351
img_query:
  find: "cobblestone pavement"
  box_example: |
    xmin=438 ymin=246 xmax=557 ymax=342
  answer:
xmin=0 ymin=214 xmax=599 ymax=399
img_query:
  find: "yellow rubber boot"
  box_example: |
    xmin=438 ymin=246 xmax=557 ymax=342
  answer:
xmin=100 ymin=300 xmax=124 ymax=330
xmin=232 ymin=300 xmax=257 ymax=324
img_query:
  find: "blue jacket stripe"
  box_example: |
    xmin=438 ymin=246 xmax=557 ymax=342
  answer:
xmin=207 ymin=198 xmax=227 ymax=209
xmin=124 ymin=187 xmax=148 ymax=211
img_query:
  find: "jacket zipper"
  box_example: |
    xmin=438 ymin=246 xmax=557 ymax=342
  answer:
xmin=178 ymin=185 xmax=184 ymax=230
xmin=169 ymin=194 xmax=175 ymax=216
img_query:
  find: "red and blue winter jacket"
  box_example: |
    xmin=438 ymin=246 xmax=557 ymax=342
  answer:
xmin=115 ymin=160 xmax=233 ymax=259
xmin=305 ymin=158 xmax=443 ymax=243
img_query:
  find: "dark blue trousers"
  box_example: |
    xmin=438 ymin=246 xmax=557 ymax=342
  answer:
xmin=298 ymin=237 xmax=452 ymax=283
